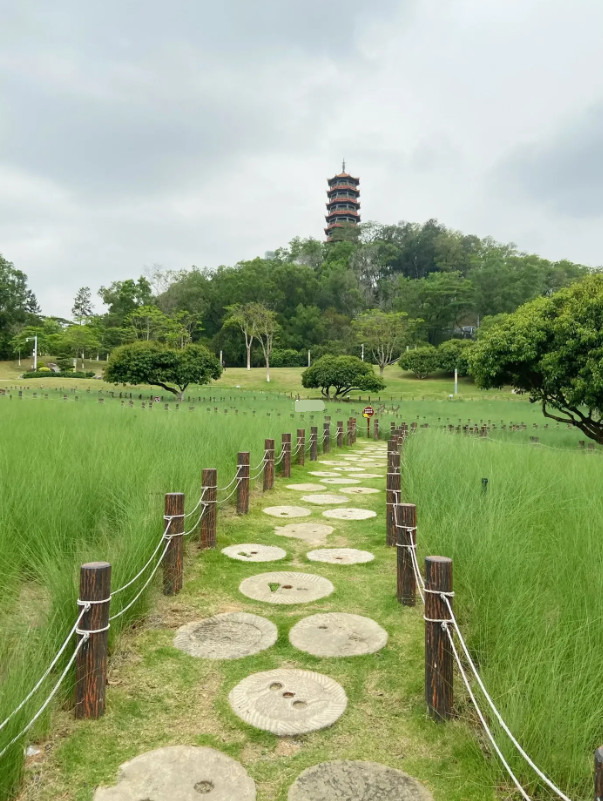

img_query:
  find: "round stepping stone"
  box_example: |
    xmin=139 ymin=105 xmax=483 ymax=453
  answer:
xmin=288 ymin=760 xmax=434 ymax=801
xmin=321 ymin=477 xmax=360 ymax=485
xmin=263 ymin=506 xmax=311 ymax=519
xmin=173 ymin=612 xmax=277 ymax=659
xmin=318 ymin=460 xmax=349 ymax=466
xmin=338 ymin=486 xmax=380 ymax=495
xmin=308 ymin=471 xmax=341 ymax=477
xmin=301 ymin=493 xmax=349 ymax=505
xmin=222 ymin=543 xmax=287 ymax=562
xmin=342 ymin=456 xmax=361 ymax=461
xmin=323 ymin=508 xmax=377 ymax=521
xmin=287 ymin=483 xmax=327 ymax=492
xmin=306 ymin=548 xmax=374 ymax=565
xmin=289 ymin=612 xmax=386 ymax=656
xmin=274 ymin=522 xmax=335 ymax=543
xmin=228 ymin=668 xmax=347 ymax=735
xmin=347 ymin=472 xmax=383 ymax=479
xmin=93 ymin=745 xmax=256 ymax=800
xmin=339 ymin=467 xmax=365 ymax=473
xmin=239 ymin=571 xmax=334 ymax=604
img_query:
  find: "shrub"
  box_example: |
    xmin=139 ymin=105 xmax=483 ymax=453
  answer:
xmin=301 ymin=355 xmax=386 ymax=398
xmin=437 ymin=339 xmax=474 ymax=376
xmin=399 ymin=346 xmax=439 ymax=379
xmin=270 ymin=348 xmax=305 ymax=367
xmin=56 ymin=357 xmax=74 ymax=372
xmin=22 ymin=371 xmax=95 ymax=379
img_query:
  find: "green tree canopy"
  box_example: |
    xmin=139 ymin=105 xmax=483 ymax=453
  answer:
xmin=106 ymin=341 xmax=221 ymax=400
xmin=0 ymin=254 xmax=40 ymax=358
xmin=301 ymin=355 xmax=385 ymax=399
xmin=399 ymin=345 xmax=440 ymax=379
xmin=352 ymin=309 xmax=421 ymax=375
xmin=437 ymin=339 xmax=474 ymax=376
xmin=469 ymin=275 xmax=603 ymax=442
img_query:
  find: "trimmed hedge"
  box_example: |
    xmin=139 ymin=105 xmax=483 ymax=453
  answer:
xmin=22 ymin=371 xmax=96 ymax=379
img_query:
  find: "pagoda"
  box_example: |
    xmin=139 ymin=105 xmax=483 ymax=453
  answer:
xmin=324 ymin=160 xmax=361 ymax=240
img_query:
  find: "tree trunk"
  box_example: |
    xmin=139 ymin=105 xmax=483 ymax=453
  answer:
xmin=266 ymin=358 xmax=270 ymax=383
xmin=379 ymin=364 xmax=385 ymax=375
xmin=246 ymin=344 xmax=251 ymax=370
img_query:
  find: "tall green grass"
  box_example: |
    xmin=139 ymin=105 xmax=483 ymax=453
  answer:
xmin=404 ymin=430 xmax=603 ymax=798
xmin=0 ymin=394 xmax=321 ymax=798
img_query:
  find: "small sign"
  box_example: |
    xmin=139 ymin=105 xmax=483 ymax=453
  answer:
xmin=363 ymin=406 xmax=375 ymax=418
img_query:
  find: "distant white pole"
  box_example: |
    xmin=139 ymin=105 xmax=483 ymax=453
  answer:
xmin=454 ymin=368 xmax=458 ymax=395
xmin=26 ymin=336 xmax=38 ymax=370
xmin=219 ymin=349 xmax=223 ymax=366
xmin=18 ymin=349 xmax=21 ymax=367
xmin=361 ymin=343 xmax=364 ymax=361
xmin=308 ymin=350 xmax=311 ymax=367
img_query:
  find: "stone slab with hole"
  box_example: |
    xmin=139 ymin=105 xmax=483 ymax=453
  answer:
xmin=287 ymin=760 xmax=434 ymax=800
xmin=274 ymin=523 xmax=335 ymax=544
xmin=306 ymin=548 xmax=374 ymax=565
xmin=323 ymin=508 xmax=377 ymax=521
xmin=221 ymin=543 xmax=287 ymax=562
xmin=263 ymin=506 xmax=311 ymax=519
xmin=228 ymin=668 xmax=347 ymax=735
xmin=344 ymin=473 xmax=383 ymax=479
xmin=173 ymin=612 xmax=277 ymax=660
xmin=289 ymin=613 xmax=387 ymax=657
xmin=300 ymin=493 xmax=350 ymax=505
xmin=239 ymin=571 xmax=334 ymax=604
xmin=320 ymin=477 xmax=361 ymax=485
xmin=93 ymin=745 xmax=256 ymax=800
xmin=338 ymin=487 xmax=380 ymax=495
xmin=286 ymin=483 xmax=327 ymax=492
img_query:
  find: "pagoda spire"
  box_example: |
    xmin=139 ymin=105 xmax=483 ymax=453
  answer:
xmin=342 ymin=158 xmax=346 ymax=172
xmin=324 ymin=163 xmax=360 ymax=241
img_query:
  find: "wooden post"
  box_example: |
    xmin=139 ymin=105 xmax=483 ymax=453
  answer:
xmin=425 ymin=556 xmax=453 ymax=721
xmin=337 ymin=421 xmax=343 ymax=448
xmin=595 ymin=746 xmax=603 ymax=801
xmin=346 ymin=417 xmax=352 ymax=446
xmin=323 ymin=421 xmax=331 ymax=453
xmin=282 ymin=433 xmax=292 ymax=477
xmin=75 ymin=562 xmax=111 ymax=719
xmin=264 ymin=439 xmax=275 ymax=490
xmin=373 ymin=418 xmax=379 ymax=440
xmin=297 ymin=429 xmax=305 ymax=466
xmin=396 ymin=503 xmax=417 ymax=606
xmin=390 ymin=421 xmax=396 ymax=437
xmin=310 ymin=426 xmax=318 ymax=461
xmin=163 ymin=493 xmax=184 ymax=595
xmin=386 ymin=451 xmax=401 ymax=546
xmin=352 ymin=417 xmax=357 ymax=443
xmin=236 ymin=452 xmax=250 ymax=514
xmin=200 ymin=469 xmax=217 ymax=549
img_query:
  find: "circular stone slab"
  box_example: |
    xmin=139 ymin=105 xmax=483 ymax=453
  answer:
xmin=289 ymin=613 xmax=386 ymax=656
xmin=263 ymin=506 xmax=311 ymax=519
xmin=239 ymin=571 xmax=334 ymax=604
xmin=321 ymin=477 xmax=361 ymax=485
xmin=174 ymin=612 xmax=278 ymax=659
xmin=301 ymin=493 xmax=350 ymax=505
xmin=307 ymin=471 xmax=341 ymax=477
xmin=274 ymin=523 xmax=335 ymax=544
xmin=287 ymin=760 xmax=434 ymax=801
xmin=222 ymin=544 xmax=287 ymax=562
xmin=339 ymin=467 xmax=365 ymax=473
xmin=323 ymin=508 xmax=377 ymax=521
xmin=228 ymin=668 xmax=347 ymax=735
xmin=306 ymin=548 xmax=375 ymax=565
xmin=93 ymin=745 xmax=256 ymax=801
xmin=318 ymin=460 xmax=349 ymax=466
xmin=287 ymin=483 xmax=327 ymax=492
xmin=338 ymin=486 xmax=380 ymax=495
xmin=346 ymin=472 xmax=383 ymax=479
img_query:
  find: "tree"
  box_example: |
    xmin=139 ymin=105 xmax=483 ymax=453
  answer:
xmin=253 ymin=305 xmax=279 ymax=383
xmin=98 ymin=277 xmax=153 ymax=324
xmin=106 ymin=341 xmax=222 ymax=400
xmin=352 ymin=310 xmax=421 ymax=375
xmin=301 ymin=355 xmax=385 ymax=399
xmin=399 ymin=345 xmax=439 ymax=379
xmin=72 ymin=287 xmax=93 ymax=324
xmin=468 ymin=275 xmax=603 ymax=443
xmin=55 ymin=325 xmax=101 ymax=369
xmin=126 ymin=305 xmax=180 ymax=343
xmin=437 ymin=339 xmax=474 ymax=376
xmin=396 ymin=271 xmax=474 ymax=344
xmin=0 ymin=254 xmax=40 ymax=358
xmin=223 ymin=303 xmax=258 ymax=370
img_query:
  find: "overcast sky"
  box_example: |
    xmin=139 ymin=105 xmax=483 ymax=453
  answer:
xmin=2 ymin=0 xmax=603 ymax=318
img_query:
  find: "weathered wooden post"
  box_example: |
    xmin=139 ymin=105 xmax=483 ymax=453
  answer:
xmin=297 ymin=429 xmax=305 ymax=466
xmin=386 ymin=451 xmax=401 ymax=546
xmin=595 ymin=746 xmax=603 ymax=801
xmin=390 ymin=421 xmax=396 ymax=437
xmin=425 ymin=556 xmax=453 ymax=721
xmin=264 ymin=439 xmax=275 ymax=491
xmin=282 ymin=433 xmax=292 ymax=477
xmin=351 ymin=417 xmax=357 ymax=444
xmin=75 ymin=561 xmax=111 ymax=719
xmin=236 ymin=452 xmax=250 ymax=514
xmin=337 ymin=421 xmax=344 ymax=448
xmin=323 ymin=421 xmax=330 ymax=453
xmin=346 ymin=417 xmax=353 ymax=446
xmin=310 ymin=426 xmax=318 ymax=461
xmin=373 ymin=418 xmax=379 ymax=440
xmin=163 ymin=492 xmax=184 ymax=594
xmin=396 ymin=503 xmax=417 ymax=606
xmin=200 ymin=469 xmax=217 ymax=549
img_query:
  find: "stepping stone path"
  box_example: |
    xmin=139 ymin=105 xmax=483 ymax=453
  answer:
xmin=263 ymin=505 xmax=311 ymax=518
xmin=287 ymin=483 xmax=327 ymax=491
xmin=339 ymin=486 xmax=380 ymax=495
xmin=173 ymin=612 xmax=277 ymax=659
xmin=344 ymin=472 xmax=382 ymax=479
xmin=221 ymin=543 xmax=287 ymax=562
xmin=321 ymin=477 xmax=361 ymax=485
xmin=307 ymin=470 xmax=341 ymax=477
xmin=306 ymin=548 xmax=374 ymax=565
xmin=287 ymin=760 xmax=434 ymax=801
xmin=300 ymin=493 xmax=349 ymax=505
xmin=93 ymin=745 xmax=256 ymax=800
xmin=318 ymin=460 xmax=349 ymax=466
xmin=239 ymin=571 xmax=334 ymax=604
xmin=289 ymin=613 xmax=387 ymax=657
xmin=228 ymin=668 xmax=348 ymax=735
xmin=274 ymin=522 xmax=334 ymax=543
xmin=322 ymin=507 xmax=377 ymax=521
